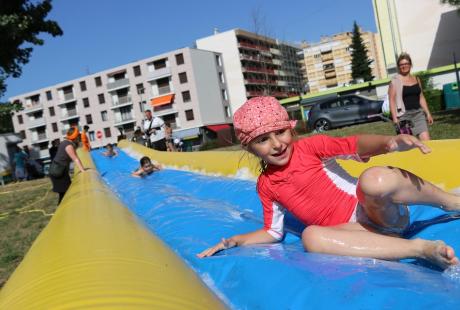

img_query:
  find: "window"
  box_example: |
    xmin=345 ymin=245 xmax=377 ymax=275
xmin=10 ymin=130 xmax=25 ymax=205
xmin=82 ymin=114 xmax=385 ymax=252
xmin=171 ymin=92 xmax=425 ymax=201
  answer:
xmin=182 ymin=90 xmax=191 ymax=102
xmin=95 ymin=76 xmax=102 ymax=87
xmin=216 ymin=55 xmax=222 ymax=66
xmin=98 ymin=93 xmax=105 ymax=104
xmin=133 ymin=65 xmax=141 ymax=77
xmin=83 ymin=97 xmax=90 ymax=108
xmin=225 ymin=106 xmax=231 ymax=117
xmin=104 ymin=127 xmax=111 ymax=138
xmin=19 ymin=130 xmax=26 ymax=139
xmin=221 ymin=89 xmax=228 ymax=100
xmin=89 ymin=131 xmax=95 ymax=141
xmin=153 ymin=58 xmax=167 ymax=70
xmin=179 ymin=72 xmax=188 ymax=84
xmin=49 ymin=107 xmax=55 ymax=117
xmin=46 ymin=91 xmax=52 ymax=100
xmin=18 ymin=115 xmax=23 ymax=124
xmin=80 ymin=81 xmax=87 ymax=91
xmin=52 ymin=123 xmax=58 ymax=132
xmin=219 ymin=72 xmax=225 ymax=83
xmin=101 ymin=111 xmax=108 ymax=121
xmin=185 ymin=109 xmax=194 ymax=121
xmin=136 ymin=83 xmax=145 ymax=94
xmin=85 ymin=114 xmax=93 ymax=124
xmin=139 ymin=101 xmax=146 ymax=112
xmin=175 ymin=53 xmax=184 ymax=65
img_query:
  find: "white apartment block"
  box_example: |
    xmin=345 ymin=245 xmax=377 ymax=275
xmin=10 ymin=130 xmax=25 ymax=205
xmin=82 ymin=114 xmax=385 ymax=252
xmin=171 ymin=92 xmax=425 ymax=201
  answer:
xmin=196 ymin=28 xmax=304 ymax=113
xmin=10 ymin=47 xmax=232 ymax=159
xmin=373 ymin=0 xmax=460 ymax=74
xmin=301 ymin=30 xmax=386 ymax=94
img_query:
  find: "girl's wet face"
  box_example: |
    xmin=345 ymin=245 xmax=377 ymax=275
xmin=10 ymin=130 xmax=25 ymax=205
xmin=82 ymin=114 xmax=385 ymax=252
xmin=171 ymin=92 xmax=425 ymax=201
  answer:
xmin=143 ymin=162 xmax=153 ymax=173
xmin=248 ymin=128 xmax=293 ymax=166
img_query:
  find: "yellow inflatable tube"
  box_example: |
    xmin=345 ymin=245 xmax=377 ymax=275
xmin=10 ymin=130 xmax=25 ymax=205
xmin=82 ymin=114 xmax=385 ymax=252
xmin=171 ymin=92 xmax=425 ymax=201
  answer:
xmin=0 ymin=151 xmax=226 ymax=309
xmin=119 ymin=139 xmax=460 ymax=191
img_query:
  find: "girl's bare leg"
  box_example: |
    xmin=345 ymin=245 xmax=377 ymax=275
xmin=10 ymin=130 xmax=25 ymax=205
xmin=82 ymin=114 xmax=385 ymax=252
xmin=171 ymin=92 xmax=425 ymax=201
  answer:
xmin=358 ymin=166 xmax=460 ymax=218
xmin=302 ymin=223 xmax=458 ymax=269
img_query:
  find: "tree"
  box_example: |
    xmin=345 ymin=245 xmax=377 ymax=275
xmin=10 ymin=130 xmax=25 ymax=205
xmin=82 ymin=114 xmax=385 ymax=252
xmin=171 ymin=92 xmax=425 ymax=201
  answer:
xmin=350 ymin=21 xmax=373 ymax=83
xmin=0 ymin=0 xmax=63 ymax=99
xmin=441 ymin=0 xmax=460 ymax=14
xmin=0 ymin=100 xmax=23 ymax=133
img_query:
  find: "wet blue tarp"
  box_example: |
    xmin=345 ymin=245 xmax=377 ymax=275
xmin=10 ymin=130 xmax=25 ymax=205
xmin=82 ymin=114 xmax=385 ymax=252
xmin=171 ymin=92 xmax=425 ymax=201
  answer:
xmin=92 ymin=149 xmax=460 ymax=309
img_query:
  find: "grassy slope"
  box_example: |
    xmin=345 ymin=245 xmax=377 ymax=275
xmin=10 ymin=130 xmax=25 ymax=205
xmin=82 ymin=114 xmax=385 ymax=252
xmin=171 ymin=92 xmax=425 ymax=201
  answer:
xmin=0 ymin=178 xmax=58 ymax=288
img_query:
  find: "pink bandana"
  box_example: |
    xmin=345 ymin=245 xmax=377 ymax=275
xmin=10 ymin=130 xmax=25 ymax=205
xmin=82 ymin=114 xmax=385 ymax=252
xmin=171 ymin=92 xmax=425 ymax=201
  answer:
xmin=233 ymin=96 xmax=296 ymax=145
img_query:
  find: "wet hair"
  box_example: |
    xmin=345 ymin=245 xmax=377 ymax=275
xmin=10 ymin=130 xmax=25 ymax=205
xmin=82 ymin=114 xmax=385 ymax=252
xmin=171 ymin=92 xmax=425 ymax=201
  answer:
xmin=140 ymin=156 xmax=151 ymax=167
xmin=106 ymin=143 xmax=113 ymax=149
xmin=397 ymin=52 xmax=412 ymax=67
xmin=145 ymin=109 xmax=151 ymax=113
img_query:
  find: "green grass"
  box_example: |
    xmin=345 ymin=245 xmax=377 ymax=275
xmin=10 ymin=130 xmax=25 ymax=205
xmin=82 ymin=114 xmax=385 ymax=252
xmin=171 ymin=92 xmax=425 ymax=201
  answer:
xmin=0 ymin=178 xmax=58 ymax=288
xmin=217 ymin=109 xmax=460 ymax=151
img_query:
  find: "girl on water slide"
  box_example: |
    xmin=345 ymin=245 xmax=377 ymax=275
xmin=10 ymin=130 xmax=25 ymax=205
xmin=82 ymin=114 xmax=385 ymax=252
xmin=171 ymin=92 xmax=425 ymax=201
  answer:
xmin=198 ymin=96 xmax=460 ymax=269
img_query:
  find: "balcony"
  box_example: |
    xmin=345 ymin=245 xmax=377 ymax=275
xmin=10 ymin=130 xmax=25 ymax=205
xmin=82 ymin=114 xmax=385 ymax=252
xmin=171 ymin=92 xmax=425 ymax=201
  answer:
xmin=245 ymin=78 xmax=277 ymax=85
xmin=60 ymin=109 xmax=79 ymax=122
xmin=150 ymin=86 xmax=174 ymax=100
xmin=107 ymin=78 xmax=130 ymax=92
xmin=238 ymin=42 xmax=270 ymax=51
xmin=325 ymin=71 xmax=337 ymax=79
xmin=152 ymin=107 xmax=178 ymax=118
xmin=272 ymin=59 xmax=282 ymax=65
xmin=270 ymin=48 xmax=281 ymax=55
xmin=31 ymin=132 xmax=49 ymax=144
xmin=58 ymin=92 xmax=76 ymax=105
xmin=242 ymin=66 xmax=275 ymax=75
xmin=110 ymin=95 xmax=133 ymax=109
xmin=38 ymin=149 xmax=50 ymax=159
xmin=277 ymin=80 xmax=289 ymax=86
xmin=27 ymin=117 xmax=47 ymax=129
xmin=146 ymin=67 xmax=172 ymax=82
xmin=24 ymin=103 xmax=44 ymax=114
xmin=114 ymin=114 xmax=136 ymax=126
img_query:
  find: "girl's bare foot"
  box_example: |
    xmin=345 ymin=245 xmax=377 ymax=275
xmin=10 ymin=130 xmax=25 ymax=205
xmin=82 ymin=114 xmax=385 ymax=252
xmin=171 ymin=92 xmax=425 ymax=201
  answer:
xmin=421 ymin=240 xmax=459 ymax=269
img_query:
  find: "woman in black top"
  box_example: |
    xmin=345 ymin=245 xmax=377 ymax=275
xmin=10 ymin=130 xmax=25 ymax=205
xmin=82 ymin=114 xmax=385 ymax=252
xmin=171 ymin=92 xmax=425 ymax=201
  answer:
xmin=388 ymin=53 xmax=433 ymax=141
xmin=50 ymin=127 xmax=87 ymax=204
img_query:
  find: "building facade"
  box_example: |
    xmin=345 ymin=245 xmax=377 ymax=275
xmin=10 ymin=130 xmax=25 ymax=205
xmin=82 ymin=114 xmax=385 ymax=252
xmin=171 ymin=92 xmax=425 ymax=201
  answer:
xmin=10 ymin=47 xmax=232 ymax=159
xmin=196 ymin=29 xmax=304 ymax=113
xmin=301 ymin=30 xmax=385 ymax=94
xmin=373 ymin=0 xmax=460 ymax=74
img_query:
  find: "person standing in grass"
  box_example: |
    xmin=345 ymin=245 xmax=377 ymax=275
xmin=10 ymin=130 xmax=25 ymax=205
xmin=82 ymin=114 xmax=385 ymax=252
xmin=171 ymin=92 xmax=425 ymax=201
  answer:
xmin=49 ymin=127 xmax=88 ymax=204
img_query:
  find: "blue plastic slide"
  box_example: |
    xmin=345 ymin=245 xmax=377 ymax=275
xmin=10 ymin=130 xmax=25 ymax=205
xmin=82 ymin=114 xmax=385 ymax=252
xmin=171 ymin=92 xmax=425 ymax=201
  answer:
xmin=92 ymin=149 xmax=460 ymax=309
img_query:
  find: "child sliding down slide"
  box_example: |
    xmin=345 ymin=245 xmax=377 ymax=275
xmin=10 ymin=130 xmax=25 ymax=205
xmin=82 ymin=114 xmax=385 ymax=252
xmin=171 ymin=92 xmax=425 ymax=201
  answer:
xmin=198 ymin=96 xmax=460 ymax=269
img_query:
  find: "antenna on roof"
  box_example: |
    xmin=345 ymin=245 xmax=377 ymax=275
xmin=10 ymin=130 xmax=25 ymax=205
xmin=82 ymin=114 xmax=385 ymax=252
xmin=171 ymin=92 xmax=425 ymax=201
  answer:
xmin=213 ymin=27 xmax=219 ymax=35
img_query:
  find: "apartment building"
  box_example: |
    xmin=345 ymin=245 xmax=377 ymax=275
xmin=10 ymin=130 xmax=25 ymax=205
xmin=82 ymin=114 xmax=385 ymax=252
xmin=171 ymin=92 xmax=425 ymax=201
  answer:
xmin=373 ymin=0 xmax=460 ymax=74
xmin=301 ymin=30 xmax=385 ymax=94
xmin=10 ymin=47 xmax=232 ymax=159
xmin=196 ymin=28 xmax=304 ymax=112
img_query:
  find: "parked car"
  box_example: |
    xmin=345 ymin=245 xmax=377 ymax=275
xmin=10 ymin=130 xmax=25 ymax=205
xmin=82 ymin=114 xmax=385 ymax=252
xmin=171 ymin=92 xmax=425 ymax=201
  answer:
xmin=306 ymin=94 xmax=384 ymax=131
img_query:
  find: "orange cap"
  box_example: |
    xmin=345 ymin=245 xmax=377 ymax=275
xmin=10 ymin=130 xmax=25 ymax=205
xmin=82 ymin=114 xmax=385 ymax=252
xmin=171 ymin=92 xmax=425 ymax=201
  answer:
xmin=66 ymin=127 xmax=80 ymax=140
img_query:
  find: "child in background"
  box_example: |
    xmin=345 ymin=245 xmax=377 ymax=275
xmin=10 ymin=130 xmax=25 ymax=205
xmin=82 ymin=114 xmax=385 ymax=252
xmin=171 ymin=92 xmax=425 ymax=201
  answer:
xmin=132 ymin=156 xmax=161 ymax=177
xmin=198 ymin=96 xmax=460 ymax=270
xmin=102 ymin=143 xmax=118 ymax=157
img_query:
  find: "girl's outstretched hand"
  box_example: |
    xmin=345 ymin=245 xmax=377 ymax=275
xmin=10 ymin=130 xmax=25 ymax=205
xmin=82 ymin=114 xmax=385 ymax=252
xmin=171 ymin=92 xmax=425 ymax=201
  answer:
xmin=387 ymin=134 xmax=431 ymax=154
xmin=197 ymin=237 xmax=237 ymax=258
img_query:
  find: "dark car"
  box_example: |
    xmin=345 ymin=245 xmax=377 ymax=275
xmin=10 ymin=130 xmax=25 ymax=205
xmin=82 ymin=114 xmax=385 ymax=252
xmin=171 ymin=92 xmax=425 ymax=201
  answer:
xmin=306 ymin=94 xmax=383 ymax=131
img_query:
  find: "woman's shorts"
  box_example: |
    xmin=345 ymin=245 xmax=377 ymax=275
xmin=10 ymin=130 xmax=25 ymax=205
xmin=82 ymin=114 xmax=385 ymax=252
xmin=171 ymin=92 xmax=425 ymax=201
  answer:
xmin=400 ymin=109 xmax=428 ymax=136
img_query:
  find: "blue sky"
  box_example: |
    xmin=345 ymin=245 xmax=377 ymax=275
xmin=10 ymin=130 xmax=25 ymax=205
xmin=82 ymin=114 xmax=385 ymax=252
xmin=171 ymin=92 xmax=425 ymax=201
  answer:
xmin=3 ymin=0 xmax=377 ymax=100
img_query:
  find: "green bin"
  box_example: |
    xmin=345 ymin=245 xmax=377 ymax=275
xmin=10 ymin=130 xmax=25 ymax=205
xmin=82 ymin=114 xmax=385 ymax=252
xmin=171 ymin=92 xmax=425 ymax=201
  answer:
xmin=443 ymin=82 xmax=460 ymax=109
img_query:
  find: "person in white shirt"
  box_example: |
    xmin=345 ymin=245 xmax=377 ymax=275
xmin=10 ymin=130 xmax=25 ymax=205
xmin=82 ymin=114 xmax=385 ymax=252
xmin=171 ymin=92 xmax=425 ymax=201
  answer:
xmin=143 ymin=110 xmax=166 ymax=151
